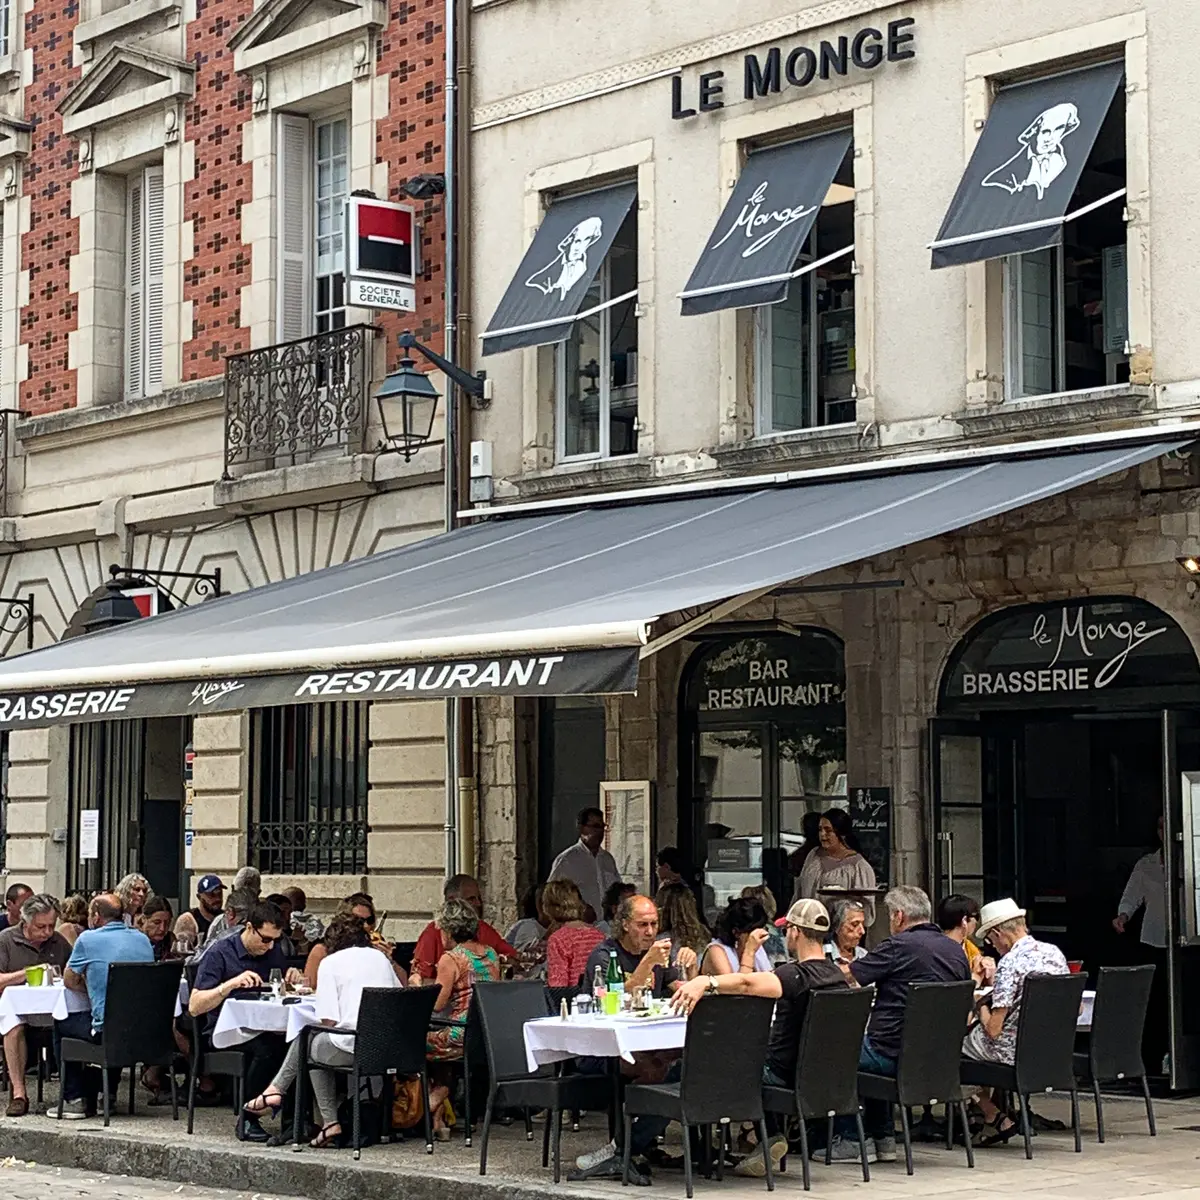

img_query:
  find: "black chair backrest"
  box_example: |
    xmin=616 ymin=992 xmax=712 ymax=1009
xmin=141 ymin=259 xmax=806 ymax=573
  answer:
xmin=1013 ymin=971 xmax=1089 ymax=1092
xmin=792 ymin=987 xmax=873 ymax=1120
xmin=102 ymin=960 xmax=184 ymax=1063
xmin=1089 ymin=964 xmax=1154 ymax=1080
xmin=475 ymin=979 xmax=550 ymax=1082
xmin=893 ymin=980 xmax=975 ymax=1106
xmin=393 ymin=941 xmax=417 ymax=974
xmin=544 ymin=984 xmax=578 ymax=1015
xmin=679 ymin=995 xmax=774 ymax=1125
xmin=354 ymin=986 xmax=439 ymax=1075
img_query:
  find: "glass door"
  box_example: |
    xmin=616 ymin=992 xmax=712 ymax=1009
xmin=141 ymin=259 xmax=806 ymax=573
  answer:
xmin=1163 ymin=710 xmax=1200 ymax=1088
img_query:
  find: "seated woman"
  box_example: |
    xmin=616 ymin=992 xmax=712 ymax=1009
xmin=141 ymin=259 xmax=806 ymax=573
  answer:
xmin=424 ymin=897 xmax=501 ymax=1140
xmin=825 ymin=897 xmax=869 ymax=968
xmin=58 ymin=894 xmax=88 ymax=947
xmin=701 ymin=896 xmax=771 ymax=975
xmin=138 ymin=895 xmax=176 ymax=961
xmin=655 ymin=882 xmax=710 ymax=961
xmin=740 ymin=884 xmax=787 ymax=963
xmin=243 ymin=914 xmax=399 ymax=1147
xmin=544 ymin=880 xmax=605 ymax=988
xmin=304 ymin=892 xmax=406 ymax=989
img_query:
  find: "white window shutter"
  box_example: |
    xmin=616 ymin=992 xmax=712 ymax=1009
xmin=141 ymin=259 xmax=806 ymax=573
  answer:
xmin=143 ymin=166 xmax=165 ymax=394
xmin=125 ymin=172 xmax=145 ymax=398
xmin=276 ymin=114 xmax=312 ymax=342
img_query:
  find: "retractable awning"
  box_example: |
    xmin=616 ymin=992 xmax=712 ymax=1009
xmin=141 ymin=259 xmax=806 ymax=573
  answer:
xmin=680 ymin=129 xmax=852 ymax=316
xmin=930 ymin=60 xmax=1125 ymax=269
xmin=0 ymin=437 xmax=1183 ymax=730
xmin=481 ymin=183 xmax=637 ymax=356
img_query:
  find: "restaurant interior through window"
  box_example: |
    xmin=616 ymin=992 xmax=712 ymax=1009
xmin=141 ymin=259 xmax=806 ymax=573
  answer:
xmin=681 ymin=630 xmax=847 ymax=922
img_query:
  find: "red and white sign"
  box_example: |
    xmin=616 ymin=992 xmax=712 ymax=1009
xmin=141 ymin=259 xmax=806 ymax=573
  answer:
xmin=346 ymin=196 xmax=417 ymax=313
xmin=122 ymin=586 xmax=162 ymax=619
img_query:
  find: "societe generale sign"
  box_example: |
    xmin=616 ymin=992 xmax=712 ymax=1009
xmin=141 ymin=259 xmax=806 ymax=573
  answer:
xmin=345 ymin=196 xmax=417 ymax=313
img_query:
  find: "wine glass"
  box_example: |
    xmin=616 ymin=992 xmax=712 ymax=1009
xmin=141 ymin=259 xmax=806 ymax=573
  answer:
xmin=268 ymin=968 xmax=283 ymax=999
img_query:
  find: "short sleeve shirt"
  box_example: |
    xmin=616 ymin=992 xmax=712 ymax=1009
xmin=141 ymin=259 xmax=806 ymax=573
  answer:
xmin=765 ymin=958 xmax=849 ymax=1080
xmin=583 ymin=937 xmax=679 ymax=998
xmin=0 ymin=927 xmax=72 ymax=975
xmin=66 ymin=922 xmax=155 ymax=1031
xmin=194 ymin=932 xmax=287 ymax=1031
xmin=986 ymin=935 xmax=1069 ymax=1061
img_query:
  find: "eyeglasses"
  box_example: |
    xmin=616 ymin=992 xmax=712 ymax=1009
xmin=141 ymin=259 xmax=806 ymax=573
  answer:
xmin=254 ymin=931 xmax=278 ymax=944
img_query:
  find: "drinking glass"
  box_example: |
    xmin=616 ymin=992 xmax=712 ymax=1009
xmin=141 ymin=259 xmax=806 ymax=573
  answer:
xmin=268 ymin=968 xmax=283 ymax=999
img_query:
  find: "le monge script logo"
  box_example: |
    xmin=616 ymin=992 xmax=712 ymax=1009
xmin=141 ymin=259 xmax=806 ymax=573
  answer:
xmin=189 ymin=680 xmax=246 ymax=707
xmin=961 ymin=607 xmax=1167 ymax=697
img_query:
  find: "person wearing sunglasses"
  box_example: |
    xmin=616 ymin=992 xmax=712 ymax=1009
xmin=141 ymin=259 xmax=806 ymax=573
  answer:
xmin=189 ymin=900 xmax=303 ymax=1141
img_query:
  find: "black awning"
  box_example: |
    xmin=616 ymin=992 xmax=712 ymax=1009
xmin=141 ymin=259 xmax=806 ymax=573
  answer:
xmin=930 ymin=60 xmax=1124 ymax=268
xmin=481 ymin=183 xmax=637 ymax=356
xmin=680 ymin=129 xmax=852 ymax=316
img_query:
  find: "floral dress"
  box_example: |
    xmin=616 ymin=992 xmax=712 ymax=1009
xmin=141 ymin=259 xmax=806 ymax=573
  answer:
xmin=425 ymin=943 xmax=500 ymax=1060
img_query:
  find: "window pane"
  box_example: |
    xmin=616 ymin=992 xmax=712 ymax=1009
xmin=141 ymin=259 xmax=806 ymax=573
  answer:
xmin=697 ymin=731 xmax=763 ymax=919
xmin=1017 ymin=248 xmax=1057 ymax=396
xmin=560 ymin=277 xmax=602 ymax=458
xmin=767 ymin=283 xmax=811 ymax=432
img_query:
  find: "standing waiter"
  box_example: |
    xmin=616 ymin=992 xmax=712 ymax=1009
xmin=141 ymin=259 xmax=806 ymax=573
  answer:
xmin=1113 ymin=814 xmax=1168 ymax=1074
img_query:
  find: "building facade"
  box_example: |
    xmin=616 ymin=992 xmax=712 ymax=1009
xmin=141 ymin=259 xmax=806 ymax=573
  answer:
xmin=0 ymin=0 xmax=454 ymax=928
xmin=467 ymin=0 xmax=1200 ymax=1082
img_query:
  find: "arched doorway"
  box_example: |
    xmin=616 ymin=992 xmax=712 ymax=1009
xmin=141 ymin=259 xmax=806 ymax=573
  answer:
xmin=931 ymin=595 xmax=1200 ymax=1087
xmin=680 ymin=629 xmax=846 ymax=921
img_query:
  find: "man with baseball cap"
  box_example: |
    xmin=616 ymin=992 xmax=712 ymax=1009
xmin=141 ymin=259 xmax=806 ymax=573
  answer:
xmin=671 ymin=898 xmax=847 ymax=1176
xmin=172 ymin=875 xmax=226 ymax=949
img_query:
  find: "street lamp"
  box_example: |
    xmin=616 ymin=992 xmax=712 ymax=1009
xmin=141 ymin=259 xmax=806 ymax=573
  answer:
xmin=84 ymin=564 xmax=224 ymax=633
xmin=374 ymin=331 xmax=489 ymax=461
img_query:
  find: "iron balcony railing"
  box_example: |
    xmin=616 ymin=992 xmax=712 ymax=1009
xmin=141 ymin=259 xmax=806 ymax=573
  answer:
xmin=222 ymin=324 xmax=378 ymax=478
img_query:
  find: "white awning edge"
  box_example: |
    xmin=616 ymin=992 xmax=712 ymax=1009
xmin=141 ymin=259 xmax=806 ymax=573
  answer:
xmin=480 ymin=289 xmax=638 ymax=341
xmin=677 ymin=244 xmax=855 ymax=301
xmin=928 ymin=187 xmax=1127 ymax=251
xmin=0 ymin=620 xmax=652 ymax=693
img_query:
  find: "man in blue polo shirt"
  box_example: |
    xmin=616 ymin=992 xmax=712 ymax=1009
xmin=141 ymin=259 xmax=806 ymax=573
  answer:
xmin=190 ymin=899 xmax=299 ymax=1141
xmin=54 ymin=892 xmax=153 ymax=1119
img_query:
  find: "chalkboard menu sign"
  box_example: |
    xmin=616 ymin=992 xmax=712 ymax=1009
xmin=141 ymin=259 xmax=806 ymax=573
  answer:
xmin=848 ymin=787 xmax=890 ymax=887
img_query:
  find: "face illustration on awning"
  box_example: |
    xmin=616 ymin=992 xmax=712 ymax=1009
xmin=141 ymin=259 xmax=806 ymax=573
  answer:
xmin=679 ymin=128 xmax=853 ymax=316
xmin=930 ymin=60 xmax=1124 ymax=269
xmin=481 ymin=183 xmax=637 ymax=356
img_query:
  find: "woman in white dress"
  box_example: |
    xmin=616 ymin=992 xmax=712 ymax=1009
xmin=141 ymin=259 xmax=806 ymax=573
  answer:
xmin=794 ymin=809 xmax=877 ymax=923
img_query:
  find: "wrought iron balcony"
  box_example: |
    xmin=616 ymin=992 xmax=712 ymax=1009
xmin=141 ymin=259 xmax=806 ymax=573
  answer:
xmin=223 ymin=324 xmax=378 ymax=478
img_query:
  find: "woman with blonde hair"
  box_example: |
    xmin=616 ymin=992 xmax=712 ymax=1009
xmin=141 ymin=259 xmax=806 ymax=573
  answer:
xmin=655 ymin=882 xmax=709 ymax=958
xmin=115 ymin=873 xmax=150 ymax=924
xmin=544 ymin=879 xmax=605 ymax=988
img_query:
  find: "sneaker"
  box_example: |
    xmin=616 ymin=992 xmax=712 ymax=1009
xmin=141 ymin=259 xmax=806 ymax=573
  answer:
xmin=567 ymin=1152 xmax=649 ymax=1185
xmin=814 ymin=1136 xmax=876 ymax=1164
xmin=874 ymin=1136 xmax=898 ymax=1163
xmin=734 ymin=1134 xmax=788 ymax=1177
xmin=53 ymin=1099 xmax=88 ymax=1120
xmin=575 ymin=1139 xmax=617 ymax=1171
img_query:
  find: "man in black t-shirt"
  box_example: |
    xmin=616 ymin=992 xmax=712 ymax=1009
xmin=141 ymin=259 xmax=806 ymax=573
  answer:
xmin=670 ymin=898 xmax=845 ymax=1176
xmin=583 ymin=893 xmax=698 ymax=998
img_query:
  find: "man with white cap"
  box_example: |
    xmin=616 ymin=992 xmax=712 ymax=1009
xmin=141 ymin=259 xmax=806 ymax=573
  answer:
xmin=671 ymin=898 xmax=847 ymax=1177
xmin=962 ymin=898 xmax=1067 ymax=1145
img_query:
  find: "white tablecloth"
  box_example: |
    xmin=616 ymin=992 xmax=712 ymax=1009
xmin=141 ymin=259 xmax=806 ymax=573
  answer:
xmin=524 ymin=1014 xmax=687 ymax=1072
xmin=211 ymin=997 xmax=317 ymax=1049
xmin=0 ymin=985 xmax=89 ymax=1035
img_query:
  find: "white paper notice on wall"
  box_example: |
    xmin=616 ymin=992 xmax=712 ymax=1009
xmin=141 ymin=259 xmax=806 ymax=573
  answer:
xmin=184 ymin=830 xmax=194 ymax=869
xmin=79 ymin=810 xmax=100 ymax=861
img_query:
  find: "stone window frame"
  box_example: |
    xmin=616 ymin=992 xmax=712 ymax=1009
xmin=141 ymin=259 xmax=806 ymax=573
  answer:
xmin=519 ymin=140 xmax=654 ymax=476
xmin=233 ymin=0 xmax=388 ymax=352
xmin=960 ymin=13 xmax=1150 ymax=409
xmin=74 ymin=0 xmax=184 ymax=66
xmin=0 ymin=116 xmax=28 ymax=417
xmin=713 ymin=84 xmax=876 ymax=448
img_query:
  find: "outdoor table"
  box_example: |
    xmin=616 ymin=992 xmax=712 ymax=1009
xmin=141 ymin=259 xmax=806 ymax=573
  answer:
xmin=523 ymin=1012 xmax=687 ymax=1072
xmin=1078 ymin=988 xmax=1095 ymax=1032
xmin=211 ymin=996 xmax=317 ymax=1049
xmin=0 ymin=984 xmax=89 ymax=1035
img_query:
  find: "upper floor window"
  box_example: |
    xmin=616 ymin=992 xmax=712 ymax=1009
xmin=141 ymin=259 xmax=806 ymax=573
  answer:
xmin=0 ymin=0 xmax=11 ymax=57
xmin=754 ymin=146 xmax=855 ymax=434
xmin=278 ymin=113 xmax=349 ymax=343
xmin=556 ymin=204 xmax=638 ymax=461
xmin=125 ymin=164 xmax=165 ymax=399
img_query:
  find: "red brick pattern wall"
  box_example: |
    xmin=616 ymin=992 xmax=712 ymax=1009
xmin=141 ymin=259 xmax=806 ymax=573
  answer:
xmin=18 ymin=0 xmax=447 ymax=409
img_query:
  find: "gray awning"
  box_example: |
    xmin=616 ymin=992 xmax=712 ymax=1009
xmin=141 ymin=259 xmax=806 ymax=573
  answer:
xmin=930 ymin=61 xmax=1124 ymax=269
xmin=481 ymin=183 xmax=636 ymax=356
xmin=680 ymin=129 xmax=852 ymax=316
xmin=0 ymin=437 xmax=1181 ymax=729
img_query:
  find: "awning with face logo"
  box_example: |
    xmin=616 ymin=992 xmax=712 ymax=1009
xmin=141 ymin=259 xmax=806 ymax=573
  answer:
xmin=930 ymin=60 xmax=1125 ymax=269
xmin=480 ymin=183 xmax=637 ymax=356
xmin=679 ymin=129 xmax=853 ymax=316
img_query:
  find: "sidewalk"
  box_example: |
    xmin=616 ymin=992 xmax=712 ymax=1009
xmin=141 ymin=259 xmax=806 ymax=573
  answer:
xmin=0 ymin=1083 xmax=1196 ymax=1200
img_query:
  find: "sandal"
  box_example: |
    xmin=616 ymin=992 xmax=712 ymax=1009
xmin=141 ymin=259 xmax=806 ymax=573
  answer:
xmin=310 ymin=1122 xmax=341 ymax=1149
xmin=242 ymin=1089 xmax=284 ymax=1118
xmin=972 ymin=1116 xmax=1017 ymax=1148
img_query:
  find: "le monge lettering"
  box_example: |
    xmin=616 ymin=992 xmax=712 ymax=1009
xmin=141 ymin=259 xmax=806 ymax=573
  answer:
xmin=672 ymin=18 xmax=915 ymax=119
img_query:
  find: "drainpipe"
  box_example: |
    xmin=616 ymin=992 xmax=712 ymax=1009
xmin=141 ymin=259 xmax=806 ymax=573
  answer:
xmin=442 ymin=0 xmax=460 ymax=877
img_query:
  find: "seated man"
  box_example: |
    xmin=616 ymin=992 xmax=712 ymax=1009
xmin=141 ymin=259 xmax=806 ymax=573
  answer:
xmin=570 ymin=895 xmax=699 ymax=1183
xmin=963 ymin=898 xmax=1068 ymax=1145
xmin=410 ymin=874 xmax=516 ymax=982
xmin=54 ymin=893 xmax=154 ymax=1119
xmin=172 ymin=874 xmax=226 ymax=951
xmin=670 ymin=898 xmax=848 ymax=1178
xmin=839 ymin=885 xmax=971 ymax=1164
xmin=0 ymin=893 xmax=72 ymax=1116
xmin=0 ymin=883 xmax=33 ymax=931
xmin=188 ymin=899 xmax=301 ymax=1142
